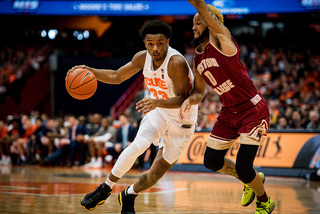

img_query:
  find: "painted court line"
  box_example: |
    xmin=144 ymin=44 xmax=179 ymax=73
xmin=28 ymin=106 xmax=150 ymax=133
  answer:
xmin=0 ymin=185 xmax=40 ymax=190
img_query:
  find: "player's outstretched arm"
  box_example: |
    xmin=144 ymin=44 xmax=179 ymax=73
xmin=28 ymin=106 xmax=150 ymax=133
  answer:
xmin=188 ymin=0 xmax=235 ymax=55
xmin=179 ymin=70 xmax=206 ymax=121
xmin=187 ymin=0 xmax=227 ymax=35
xmin=68 ymin=51 xmax=145 ymax=85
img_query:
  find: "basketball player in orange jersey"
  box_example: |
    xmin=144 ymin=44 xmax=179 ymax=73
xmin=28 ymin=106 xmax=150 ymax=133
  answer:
xmin=179 ymin=1 xmax=275 ymax=214
xmin=68 ymin=20 xmax=198 ymax=213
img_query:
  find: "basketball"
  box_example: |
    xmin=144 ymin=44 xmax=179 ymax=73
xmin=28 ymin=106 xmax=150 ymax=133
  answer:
xmin=65 ymin=68 xmax=97 ymax=100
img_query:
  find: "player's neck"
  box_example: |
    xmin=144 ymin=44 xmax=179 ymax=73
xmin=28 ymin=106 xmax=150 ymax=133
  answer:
xmin=152 ymin=60 xmax=162 ymax=70
xmin=152 ymin=50 xmax=168 ymax=70
xmin=200 ymin=37 xmax=209 ymax=51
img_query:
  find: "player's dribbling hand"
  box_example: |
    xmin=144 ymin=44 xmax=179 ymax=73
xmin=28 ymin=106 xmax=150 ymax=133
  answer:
xmin=66 ymin=65 xmax=87 ymax=76
xmin=136 ymin=97 xmax=158 ymax=114
xmin=179 ymin=98 xmax=191 ymax=121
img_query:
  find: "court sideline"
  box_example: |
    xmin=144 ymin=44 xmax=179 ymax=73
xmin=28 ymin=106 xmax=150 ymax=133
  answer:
xmin=0 ymin=166 xmax=319 ymax=214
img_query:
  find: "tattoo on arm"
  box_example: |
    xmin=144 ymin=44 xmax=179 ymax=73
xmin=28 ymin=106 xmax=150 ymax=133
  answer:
xmin=198 ymin=11 xmax=209 ymax=26
xmin=207 ymin=7 xmax=223 ymax=26
xmin=208 ymin=7 xmax=215 ymax=17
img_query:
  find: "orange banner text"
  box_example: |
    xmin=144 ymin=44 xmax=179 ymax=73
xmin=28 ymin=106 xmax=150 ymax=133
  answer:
xmin=177 ymin=132 xmax=319 ymax=168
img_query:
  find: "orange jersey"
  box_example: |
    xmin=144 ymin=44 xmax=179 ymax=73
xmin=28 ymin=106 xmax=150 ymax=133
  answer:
xmin=23 ymin=124 xmax=37 ymax=139
xmin=0 ymin=126 xmax=8 ymax=138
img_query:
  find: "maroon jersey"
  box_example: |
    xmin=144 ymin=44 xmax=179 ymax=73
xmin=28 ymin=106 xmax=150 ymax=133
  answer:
xmin=194 ymin=37 xmax=258 ymax=107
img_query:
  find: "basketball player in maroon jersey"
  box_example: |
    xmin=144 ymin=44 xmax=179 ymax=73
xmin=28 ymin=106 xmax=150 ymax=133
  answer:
xmin=179 ymin=1 xmax=275 ymax=213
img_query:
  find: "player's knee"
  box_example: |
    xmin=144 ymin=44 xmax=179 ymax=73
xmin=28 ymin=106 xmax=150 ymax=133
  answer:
xmin=235 ymin=163 xmax=255 ymax=183
xmin=203 ymin=151 xmax=224 ymax=172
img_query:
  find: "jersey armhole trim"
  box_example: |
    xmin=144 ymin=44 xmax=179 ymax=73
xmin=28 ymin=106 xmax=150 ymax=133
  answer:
xmin=209 ymin=41 xmax=237 ymax=57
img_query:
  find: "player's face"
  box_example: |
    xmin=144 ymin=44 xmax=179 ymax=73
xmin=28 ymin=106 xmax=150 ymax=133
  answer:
xmin=144 ymin=34 xmax=169 ymax=62
xmin=192 ymin=13 xmax=207 ymax=40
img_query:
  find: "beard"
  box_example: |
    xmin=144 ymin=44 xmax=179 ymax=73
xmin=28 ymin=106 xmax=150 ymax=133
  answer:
xmin=191 ymin=27 xmax=209 ymax=47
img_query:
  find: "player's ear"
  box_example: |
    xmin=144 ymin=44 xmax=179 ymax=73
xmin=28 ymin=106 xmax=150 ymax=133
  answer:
xmin=143 ymin=40 xmax=148 ymax=49
xmin=167 ymin=38 xmax=170 ymax=46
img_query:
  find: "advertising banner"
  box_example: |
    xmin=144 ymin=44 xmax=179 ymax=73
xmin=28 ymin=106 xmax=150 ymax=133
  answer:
xmin=0 ymin=0 xmax=319 ymax=16
xmin=177 ymin=132 xmax=320 ymax=168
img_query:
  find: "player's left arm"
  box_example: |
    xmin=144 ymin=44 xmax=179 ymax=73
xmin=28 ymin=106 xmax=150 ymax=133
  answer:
xmin=179 ymin=67 xmax=206 ymax=120
xmin=188 ymin=0 xmax=236 ymax=55
xmin=188 ymin=0 xmax=226 ymax=35
xmin=136 ymin=55 xmax=190 ymax=114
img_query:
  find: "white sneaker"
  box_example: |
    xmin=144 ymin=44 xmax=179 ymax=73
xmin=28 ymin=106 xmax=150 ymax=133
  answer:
xmin=91 ymin=160 xmax=103 ymax=168
xmin=0 ymin=159 xmax=5 ymax=165
xmin=3 ymin=157 xmax=11 ymax=166
xmin=105 ymin=155 xmax=113 ymax=163
xmin=83 ymin=161 xmax=95 ymax=168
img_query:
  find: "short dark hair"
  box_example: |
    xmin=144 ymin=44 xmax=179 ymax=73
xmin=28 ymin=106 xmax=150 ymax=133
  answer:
xmin=139 ymin=20 xmax=172 ymax=40
xmin=118 ymin=112 xmax=128 ymax=119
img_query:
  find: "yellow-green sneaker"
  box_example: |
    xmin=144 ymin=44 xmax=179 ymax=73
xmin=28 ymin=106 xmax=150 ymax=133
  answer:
xmin=241 ymin=172 xmax=265 ymax=206
xmin=254 ymin=197 xmax=275 ymax=214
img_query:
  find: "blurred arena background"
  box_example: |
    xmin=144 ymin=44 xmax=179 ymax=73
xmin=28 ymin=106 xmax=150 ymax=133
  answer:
xmin=0 ymin=0 xmax=319 ymax=176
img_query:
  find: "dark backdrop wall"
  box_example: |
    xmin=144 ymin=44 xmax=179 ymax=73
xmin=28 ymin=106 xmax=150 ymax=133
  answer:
xmin=53 ymin=55 xmax=138 ymax=117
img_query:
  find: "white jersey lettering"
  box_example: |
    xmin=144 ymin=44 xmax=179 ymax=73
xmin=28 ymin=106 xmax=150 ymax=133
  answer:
xmin=197 ymin=58 xmax=219 ymax=73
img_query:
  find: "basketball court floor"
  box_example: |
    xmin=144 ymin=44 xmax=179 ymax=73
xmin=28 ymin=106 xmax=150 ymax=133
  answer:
xmin=0 ymin=165 xmax=319 ymax=214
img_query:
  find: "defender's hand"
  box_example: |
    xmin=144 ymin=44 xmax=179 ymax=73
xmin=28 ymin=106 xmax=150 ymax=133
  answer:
xmin=136 ymin=97 xmax=158 ymax=114
xmin=179 ymin=99 xmax=191 ymax=121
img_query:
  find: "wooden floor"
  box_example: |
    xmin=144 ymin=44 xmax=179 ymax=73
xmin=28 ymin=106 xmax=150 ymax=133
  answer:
xmin=0 ymin=166 xmax=319 ymax=214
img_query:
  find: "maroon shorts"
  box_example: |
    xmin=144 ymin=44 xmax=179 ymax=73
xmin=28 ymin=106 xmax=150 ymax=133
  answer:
xmin=210 ymin=98 xmax=270 ymax=141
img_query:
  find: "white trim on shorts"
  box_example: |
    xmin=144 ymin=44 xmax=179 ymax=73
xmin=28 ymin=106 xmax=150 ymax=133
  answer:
xmin=207 ymin=136 xmax=238 ymax=150
xmin=207 ymin=119 xmax=269 ymax=150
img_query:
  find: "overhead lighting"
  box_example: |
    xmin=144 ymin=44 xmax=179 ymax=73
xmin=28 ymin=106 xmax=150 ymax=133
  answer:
xmin=249 ymin=21 xmax=259 ymax=26
xmin=41 ymin=30 xmax=47 ymax=37
xmin=73 ymin=30 xmax=79 ymax=37
xmin=83 ymin=30 xmax=90 ymax=39
xmin=48 ymin=29 xmax=58 ymax=39
xmin=77 ymin=34 xmax=83 ymax=40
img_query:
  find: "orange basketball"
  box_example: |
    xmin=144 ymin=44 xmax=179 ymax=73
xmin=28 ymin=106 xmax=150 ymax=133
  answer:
xmin=65 ymin=68 xmax=97 ymax=100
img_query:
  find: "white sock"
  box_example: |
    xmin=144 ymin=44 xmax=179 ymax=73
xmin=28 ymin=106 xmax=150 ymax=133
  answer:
xmin=127 ymin=185 xmax=138 ymax=195
xmin=91 ymin=157 xmax=96 ymax=163
xmin=97 ymin=157 xmax=102 ymax=163
xmin=105 ymin=177 xmax=115 ymax=189
xmin=20 ymin=155 xmax=26 ymax=162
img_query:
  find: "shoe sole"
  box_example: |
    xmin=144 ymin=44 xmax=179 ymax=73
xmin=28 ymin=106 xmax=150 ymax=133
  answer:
xmin=242 ymin=190 xmax=256 ymax=207
xmin=80 ymin=195 xmax=109 ymax=211
xmin=269 ymin=200 xmax=276 ymax=213
xmin=242 ymin=172 xmax=265 ymax=207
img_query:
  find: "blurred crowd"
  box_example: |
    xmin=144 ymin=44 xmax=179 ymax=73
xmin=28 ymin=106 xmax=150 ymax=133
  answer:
xmin=0 ymin=43 xmax=50 ymax=104
xmin=0 ymin=111 xmax=159 ymax=168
